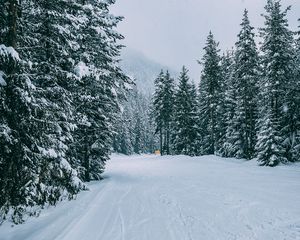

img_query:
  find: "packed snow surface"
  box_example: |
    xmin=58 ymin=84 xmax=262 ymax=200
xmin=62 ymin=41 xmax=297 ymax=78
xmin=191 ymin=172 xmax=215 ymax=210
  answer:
xmin=1 ymin=155 xmax=300 ymax=240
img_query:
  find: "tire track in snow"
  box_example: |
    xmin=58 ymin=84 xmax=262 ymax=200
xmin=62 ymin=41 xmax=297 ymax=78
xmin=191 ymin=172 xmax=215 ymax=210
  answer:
xmin=158 ymin=192 xmax=195 ymax=240
xmin=52 ymin=180 xmax=112 ymax=240
xmin=117 ymin=186 xmax=133 ymax=240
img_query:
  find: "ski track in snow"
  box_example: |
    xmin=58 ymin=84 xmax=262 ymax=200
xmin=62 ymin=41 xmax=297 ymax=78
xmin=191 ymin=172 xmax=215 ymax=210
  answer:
xmin=1 ymin=154 xmax=300 ymax=240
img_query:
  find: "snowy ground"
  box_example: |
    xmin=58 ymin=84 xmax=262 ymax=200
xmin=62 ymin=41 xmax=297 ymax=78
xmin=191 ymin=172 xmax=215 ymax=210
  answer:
xmin=1 ymin=154 xmax=300 ymax=240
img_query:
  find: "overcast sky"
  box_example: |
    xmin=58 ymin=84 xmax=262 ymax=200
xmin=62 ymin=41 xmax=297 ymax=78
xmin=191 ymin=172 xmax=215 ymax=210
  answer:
xmin=111 ymin=0 xmax=300 ymax=81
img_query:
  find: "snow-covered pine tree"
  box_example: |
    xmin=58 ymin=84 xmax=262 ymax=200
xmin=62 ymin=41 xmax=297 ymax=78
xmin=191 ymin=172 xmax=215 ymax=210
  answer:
xmin=226 ymin=9 xmax=259 ymax=159
xmin=152 ymin=71 xmax=164 ymax=154
xmin=114 ymin=89 xmax=158 ymax=155
xmin=152 ymin=70 xmax=175 ymax=155
xmin=283 ymin=18 xmax=300 ymax=162
xmin=113 ymin=89 xmax=158 ymax=155
xmin=162 ymin=71 xmax=176 ymax=155
xmin=0 ymin=0 xmax=128 ymax=223
xmin=214 ymin=52 xmax=230 ymax=156
xmin=220 ymin=51 xmax=237 ymax=157
xmin=113 ymin=103 xmax=134 ymax=155
xmin=144 ymin=104 xmax=159 ymax=154
xmin=0 ymin=0 xmax=81 ymax=224
xmin=256 ymin=0 xmax=295 ymax=166
xmin=20 ymin=0 xmax=84 ymax=190
xmin=71 ymin=0 xmax=129 ymax=181
xmin=172 ymin=66 xmax=199 ymax=156
xmin=0 ymin=0 xmax=41 ymax=223
xmin=132 ymin=91 xmax=157 ymax=154
xmin=198 ymin=32 xmax=222 ymax=155
xmin=133 ymin=114 xmax=143 ymax=154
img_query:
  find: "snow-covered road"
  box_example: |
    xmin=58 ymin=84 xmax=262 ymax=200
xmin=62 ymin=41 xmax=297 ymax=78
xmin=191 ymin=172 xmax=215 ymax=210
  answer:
xmin=1 ymin=154 xmax=300 ymax=240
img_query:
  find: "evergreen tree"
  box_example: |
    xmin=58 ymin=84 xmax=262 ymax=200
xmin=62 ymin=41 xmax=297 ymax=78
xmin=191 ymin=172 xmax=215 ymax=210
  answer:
xmin=198 ymin=32 xmax=222 ymax=155
xmin=284 ymin=19 xmax=300 ymax=162
xmin=173 ymin=66 xmax=198 ymax=155
xmin=133 ymin=114 xmax=143 ymax=154
xmin=113 ymin=105 xmax=134 ymax=155
xmin=256 ymin=0 xmax=295 ymax=166
xmin=215 ymin=52 xmax=230 ymax=155
xmin=220 ymin=51 xmax=237 ymax=157
xmin=1 ymin=0 xmax=82 ymax=223
xmin=0 ymin=0 xmax=127 ymax=223
xmin=225 ymin=9 xmax=259 ymax=159
xmin=113 ymin=89 xmax=158 ymax=155
xmin=162 ymin=71 xmax=176 ymax=155
xmin=152 ymin=70 xmax=175 ymax=155
xmin=0 ymin=1 xmax=39 ymax=223
xmin=70 ymin=0 xmax=129 ymax=181
xmin=152 ymin=71 xmax=165 ymax=155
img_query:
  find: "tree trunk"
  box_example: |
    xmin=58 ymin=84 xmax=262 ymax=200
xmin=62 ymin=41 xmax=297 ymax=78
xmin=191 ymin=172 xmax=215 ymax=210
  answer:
xmin=159 ymin=128 xmax=163 ymax=156
xmin=7 ymin=0 xmax=18 ymax=49
xmin=84 ymin=139 xmax=90 ymax=182
xmin=166 ymin=123 xmax=170 ymax=155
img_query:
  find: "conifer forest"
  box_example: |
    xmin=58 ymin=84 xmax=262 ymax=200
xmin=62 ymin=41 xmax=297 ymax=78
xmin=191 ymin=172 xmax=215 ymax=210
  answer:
xmin=0 ymin=0 xmax=300 ymax=239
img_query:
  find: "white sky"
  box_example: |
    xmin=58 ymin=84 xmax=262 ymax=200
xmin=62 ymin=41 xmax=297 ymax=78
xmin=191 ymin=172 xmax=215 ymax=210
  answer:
xmin=111 ymin=0 xmax=300 ymax=81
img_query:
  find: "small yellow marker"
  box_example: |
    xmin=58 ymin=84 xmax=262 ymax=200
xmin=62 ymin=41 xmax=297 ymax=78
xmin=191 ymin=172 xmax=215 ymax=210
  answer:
xmin=155 ymin=150 xmax=161 ymax=155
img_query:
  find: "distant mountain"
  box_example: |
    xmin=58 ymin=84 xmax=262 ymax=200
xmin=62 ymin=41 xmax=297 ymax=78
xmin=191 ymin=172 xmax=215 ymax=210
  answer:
xmin=120 ymin=48 xmax=177 ymax=95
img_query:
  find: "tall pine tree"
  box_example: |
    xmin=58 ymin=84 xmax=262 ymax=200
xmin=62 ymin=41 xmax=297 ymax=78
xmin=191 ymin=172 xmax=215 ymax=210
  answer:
xmin=0 ymin=0 xmax=128 ymax=223
xmin=173 ymin=66 xmax=199 ymax=155
xmin=0 ymin=0 xmax=83 ymax=223
xmin=198 ymin=32 xmax=222 ymax=155
xmin=256 ymin=0 xmax=295 ymax=166
xmin=70 ymin=0 xmax=129 ymax=181
xmin=220 ymin=51 xmax=237 ymax=157
xmin=284 ymin=18 xmax=300 ymax=162
xmin=152 ymin=70 xmax=175 ymax=155
xmin=0 ymin=0 xmax=42 ymax=223
xmin=225 ymin=9 xmax=259 ymax=159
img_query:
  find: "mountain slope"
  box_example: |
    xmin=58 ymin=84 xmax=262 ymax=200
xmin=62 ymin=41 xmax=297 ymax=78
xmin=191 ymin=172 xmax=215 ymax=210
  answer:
xmin=120 ymin=48 xmax=177 ymax=95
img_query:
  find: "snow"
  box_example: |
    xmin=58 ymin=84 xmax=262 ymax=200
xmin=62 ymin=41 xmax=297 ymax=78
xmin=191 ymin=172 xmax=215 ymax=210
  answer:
xmin=74 ymin=61 xmax=90 ymax=79
xmin=0 ymin=71 xmax=6 ymax=86
xmin=0 ymin=44 xmax=20 ymax=61
xmin=1 ymin=154 xmax=300 ymax=240
xmin=37 ymin=147 xmax=58 ymax=159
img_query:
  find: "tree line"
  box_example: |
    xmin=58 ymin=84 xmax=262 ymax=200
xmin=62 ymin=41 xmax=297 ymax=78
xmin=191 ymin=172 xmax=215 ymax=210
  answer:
xmin=0 ymin=0 xmax=129 ymax=223
xmin=113 ymin=88 xmax=158 ymax=155
xmin=152 ymin=1 xmax=300 ymax=167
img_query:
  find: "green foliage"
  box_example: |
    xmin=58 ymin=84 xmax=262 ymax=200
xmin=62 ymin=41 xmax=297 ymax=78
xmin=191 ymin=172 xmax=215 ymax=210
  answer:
xmin=198 ymin=32 xmax=222 ymax=155
xmin=172 ymin=67 xmax=199 ymax=155
xmin=0 ymin=0 xmax=127 ymax=223
xmin=152 ymin=70 xmax=175 ymax=155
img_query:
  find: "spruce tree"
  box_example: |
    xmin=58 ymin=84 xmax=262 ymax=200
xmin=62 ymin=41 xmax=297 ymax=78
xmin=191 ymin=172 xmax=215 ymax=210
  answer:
xmin=162 ymin=71 xmax=176 ymax=155
xmin=133 ymin=114 xmax=143 ymax=154
xmin=114 ymin=89 xmax=158 ymax=155
xmin=0 ymin=0 xmax=82 ymax=223
xmin=256 ymin=0 xmax=294 ymax=166
xmin=152 ymin=70 xmax=175 ymax=155
xmin=113 ymin=104 xmax=134 ymax=155
xmin=0 ymin=0 xmax=128 ymax=223
xmin=198 ymin=32 xmax=222 ymax=155
xmin=220 ymin=51 xmax=237 ymax=157
xmin=173 ymin=66 xmax=199 ymax=155
xmin=70 ymin=0 xmax=129 ymax=181
xmin=284 ymin=19 xmax=300 ymax=162
xmin=215 ymin=52 xmax=230 ymax=155
xmin=226 ymin=9 xmax=259 ymax=159
xmin=0 ymin=1 xmax=39 ymax=223
xmin=21 ymin=0 xmax=84 ymax=191
xmin=152 ymin=71 xmax=164 ymax=154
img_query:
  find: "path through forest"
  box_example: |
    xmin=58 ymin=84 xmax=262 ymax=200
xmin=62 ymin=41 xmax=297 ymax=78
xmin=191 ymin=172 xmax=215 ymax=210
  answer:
xmin=1 ymin=154 xmax=300 ymax=240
